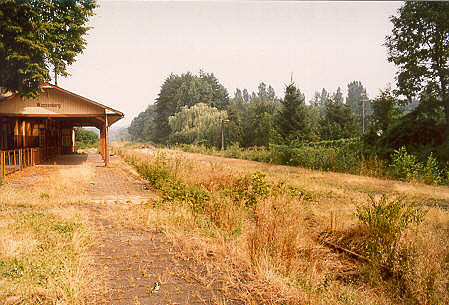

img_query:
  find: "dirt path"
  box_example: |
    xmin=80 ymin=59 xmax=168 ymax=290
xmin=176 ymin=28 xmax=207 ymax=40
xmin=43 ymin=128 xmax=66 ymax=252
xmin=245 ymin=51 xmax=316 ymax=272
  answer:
xmin=85 ymin=204 xmax=226 ymax=305
xmin=83 ymin=154 xmax=229 ymax=304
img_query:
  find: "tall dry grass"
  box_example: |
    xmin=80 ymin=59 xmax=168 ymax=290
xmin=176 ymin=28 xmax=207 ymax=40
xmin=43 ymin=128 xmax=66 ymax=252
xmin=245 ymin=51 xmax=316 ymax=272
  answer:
xmin=0 ymin=206 xmax=94 ymax=304
xmin=112 ymin=144 xmax=449 ymax=304
xmin=0 ymin=159 xmax=97 ymax=304
xmin=0 ymin=163 xmax=94 ymax=208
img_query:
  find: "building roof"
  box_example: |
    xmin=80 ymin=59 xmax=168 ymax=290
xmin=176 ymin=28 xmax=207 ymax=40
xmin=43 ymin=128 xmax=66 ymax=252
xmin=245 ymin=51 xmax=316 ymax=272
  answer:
xmin=0 ymin=83 xmax=124 ymax=127
xmin=40 ymin=83 xmax=124 ymax=117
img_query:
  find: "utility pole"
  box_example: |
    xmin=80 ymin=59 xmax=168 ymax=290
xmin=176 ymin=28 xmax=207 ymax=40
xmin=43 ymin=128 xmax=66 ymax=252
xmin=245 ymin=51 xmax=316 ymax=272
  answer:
xmin=362 ymin=99 xmax=365 ymax=134
xmin=360 ymin=94 xmax=368 ymax=134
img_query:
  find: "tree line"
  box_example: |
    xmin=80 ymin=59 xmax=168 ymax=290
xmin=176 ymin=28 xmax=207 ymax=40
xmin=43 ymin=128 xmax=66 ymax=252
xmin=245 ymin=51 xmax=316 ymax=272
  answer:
xmin=129 ymin=75 xmax=375 ymax=147
xmin=129 ymin=2 xmax=448 ymax=164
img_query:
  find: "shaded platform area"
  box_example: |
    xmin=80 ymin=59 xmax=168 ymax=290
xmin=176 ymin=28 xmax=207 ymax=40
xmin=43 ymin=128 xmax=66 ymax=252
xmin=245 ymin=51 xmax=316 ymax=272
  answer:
xmin=37 ymin=153 xmax=90 ymax=166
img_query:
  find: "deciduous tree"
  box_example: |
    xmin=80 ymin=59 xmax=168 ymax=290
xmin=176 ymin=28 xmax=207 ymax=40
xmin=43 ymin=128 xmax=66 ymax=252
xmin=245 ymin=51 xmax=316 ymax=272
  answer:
xmin=0 ymin=0 xmax=96 ymax=97
xmin=386 ymin=1 xmax=449 ymax=135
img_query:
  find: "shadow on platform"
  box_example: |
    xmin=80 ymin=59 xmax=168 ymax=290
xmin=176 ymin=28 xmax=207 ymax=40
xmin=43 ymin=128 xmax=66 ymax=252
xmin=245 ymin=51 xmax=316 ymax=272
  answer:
xmin=37 ymin=154 xmax=89 ymax=166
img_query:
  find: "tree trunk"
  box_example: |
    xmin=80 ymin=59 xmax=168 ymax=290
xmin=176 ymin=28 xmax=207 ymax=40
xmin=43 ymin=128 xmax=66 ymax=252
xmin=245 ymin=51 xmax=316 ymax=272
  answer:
xmin=443 ymin=95 xmax=449 ymax=140
xmin=442 ymin=80 xmax=449 ymax=139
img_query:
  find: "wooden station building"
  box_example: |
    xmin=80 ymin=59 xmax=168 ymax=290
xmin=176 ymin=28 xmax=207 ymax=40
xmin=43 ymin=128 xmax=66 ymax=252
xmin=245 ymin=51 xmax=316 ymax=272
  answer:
xmin=0 ymin=83 xmax=123 ymax=176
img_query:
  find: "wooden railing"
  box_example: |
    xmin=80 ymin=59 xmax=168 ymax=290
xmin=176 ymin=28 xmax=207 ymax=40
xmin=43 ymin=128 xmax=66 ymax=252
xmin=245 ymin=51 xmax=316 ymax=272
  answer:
xmin=0 ymin=148 xmax=42 ymax=177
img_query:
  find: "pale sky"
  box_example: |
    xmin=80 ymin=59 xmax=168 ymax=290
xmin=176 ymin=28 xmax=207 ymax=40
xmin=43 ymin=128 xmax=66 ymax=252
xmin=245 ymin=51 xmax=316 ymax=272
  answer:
xmin=58 ymin=0 xmax=403 ymax=128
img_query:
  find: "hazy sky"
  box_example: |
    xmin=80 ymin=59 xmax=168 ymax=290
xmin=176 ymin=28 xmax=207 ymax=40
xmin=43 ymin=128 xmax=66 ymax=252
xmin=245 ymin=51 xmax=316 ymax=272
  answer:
xmin=58 ymin=1 xmax=403 ymax=128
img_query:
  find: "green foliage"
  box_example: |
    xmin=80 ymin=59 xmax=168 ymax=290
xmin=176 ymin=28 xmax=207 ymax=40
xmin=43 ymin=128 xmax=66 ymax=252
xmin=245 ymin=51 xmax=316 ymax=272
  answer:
xmin=168 ymin=103 xmax=227 ymax=148
xmin=153 ymin=71 xmax=230 ymax=143
xmin=370 ymin=87 xmax=403 ymax=133
xmin=356 ymin=195 xmax=425 ymax=276
xmin=390 ymin=147 xmax=446 ymax=184
xmin=390 ymin=147 xmax=421 ymax=181
xmin=279 ymin=83 xmax=313 ymax=143
xmin=180 ymin=140 xmax=449 ymax=186
xmin=229 ymin=172 xmax=269 ymax=208
xmin=74 ymin=127 xmax=98 ymax=149
xmin=386 ymin=2 xmax=449 ymax=135
xmin=320 ymin=96 xmax=360 ymax=140
xmin=0 ymin=0 xmax=96 ymax=97
xmin=228 ymin=92 xmax=281 ymax=148
xmin=128 ymin=104 xmax=157 ymax=142
xmin=346 ymin=81 xmax=371 ymax=130
xmin=130 ymin=156 xmax=209 ymax=214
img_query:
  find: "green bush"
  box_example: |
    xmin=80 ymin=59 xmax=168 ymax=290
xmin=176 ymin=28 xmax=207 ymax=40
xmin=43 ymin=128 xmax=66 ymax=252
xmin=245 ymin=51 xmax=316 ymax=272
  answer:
xmin=179 ymin=141 xmax=448 ymax=185
xmin=389 ymin=147 xmax=421 ymax=181
xmin=74 ymin=127 xmax=99 ymax=149
xmin=128 ymin=156 xmax=209 ymax=214
xmin=228 ymin=172 xmax=269 ymax=208
xmin=422 ymin=153 xmax=444 ymax=185
xmin=389 ymin=147 xmax=447 ymax=184
xmin=356 ymin=195 xmax=425 ymax=274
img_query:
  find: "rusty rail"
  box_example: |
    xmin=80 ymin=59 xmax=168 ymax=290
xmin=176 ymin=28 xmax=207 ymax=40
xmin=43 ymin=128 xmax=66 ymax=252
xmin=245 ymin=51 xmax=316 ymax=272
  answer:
xmin=0 ymin=148 xmax=42 ymax=177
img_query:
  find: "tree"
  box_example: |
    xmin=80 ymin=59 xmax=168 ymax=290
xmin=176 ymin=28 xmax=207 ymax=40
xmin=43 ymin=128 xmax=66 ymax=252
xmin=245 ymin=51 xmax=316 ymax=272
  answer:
xmin=371 ymin=87 xmax=403 ymax=133
xmin=74 ymin=127 xmax=98 ymax=148
xmin=234 ymin=88 xmax=243 ymax=102
xmin=257 ymin=82 xmax=267 ymax=100
xmin=242 ymin=89 xmax=249 ymax=102
xmin=386 ymin=2 xmax=449 ymax=135
xmin=320 ymin=97 xmax=359 ymax=140
xmin=278 ymin=83 xmax=312 ymax=142
xmin=153 ymin=72 xmax=229 ymax=144
xmin=168 ymin=103 xmax=227 ymax=147
xmin=0 ymin=0 xmax=96 ymax=97
xmin=346 ymin=81 xmax=371 ymax=131
xmin=267 ymin=85 xmax=276 ymax=101
xmin=128 ymin=104 xmax=157 ymax=141
xmin=333 ymin=86 xmax=344 ymax=104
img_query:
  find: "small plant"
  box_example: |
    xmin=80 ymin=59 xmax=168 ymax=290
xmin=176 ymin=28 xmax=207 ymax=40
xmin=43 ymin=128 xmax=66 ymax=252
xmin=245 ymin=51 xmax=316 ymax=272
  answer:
xmin=39 ymin=192 xmax=50 ymax=199
xmin=422 ymin=152 xmax=443 ymax=185
xmin=389 ymin=146 xmax=421 ymax=181
xmin=0 ymin=258 xmax=25 ymax=279
xmin=229 ymin=172 xmax=269 ymax=208
xmin=356 ymin=195 xmax=425 ymax=274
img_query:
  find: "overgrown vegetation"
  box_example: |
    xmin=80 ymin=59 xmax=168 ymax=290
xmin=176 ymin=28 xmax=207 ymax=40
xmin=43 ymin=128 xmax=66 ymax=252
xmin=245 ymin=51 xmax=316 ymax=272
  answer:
xmin=74 ymin=127 xmax=99 ymax=149
xmin=179 ymin=140 xmax=449 ymax=185
xmin=115 ymin=145 xmax=449 ymax=304
xmin=0 ymin=207 xmax=93 ymax=304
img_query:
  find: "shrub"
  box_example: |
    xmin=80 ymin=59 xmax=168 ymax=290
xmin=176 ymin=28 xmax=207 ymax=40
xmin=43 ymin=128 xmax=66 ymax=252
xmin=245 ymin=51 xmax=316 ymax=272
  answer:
xmin=422 ymin=153 xmax=444 ymax=185
xmin=389 ymin=146 xmax=422 ymax=181
xmin=356 ymin=195 xmax=425 ymax=275
xmin=228 ymin=172 xmax=269 ymax=208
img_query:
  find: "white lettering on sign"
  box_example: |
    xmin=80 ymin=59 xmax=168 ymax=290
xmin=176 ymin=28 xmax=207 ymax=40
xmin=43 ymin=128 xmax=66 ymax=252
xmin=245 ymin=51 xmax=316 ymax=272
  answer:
xmin=36 ymin=103 xmax=62 ymax=110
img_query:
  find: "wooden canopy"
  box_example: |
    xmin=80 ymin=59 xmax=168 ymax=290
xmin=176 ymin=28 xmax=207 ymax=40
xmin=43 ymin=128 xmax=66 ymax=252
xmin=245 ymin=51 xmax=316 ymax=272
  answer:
xmin=0 ymin=83 xmax=124 ymax=166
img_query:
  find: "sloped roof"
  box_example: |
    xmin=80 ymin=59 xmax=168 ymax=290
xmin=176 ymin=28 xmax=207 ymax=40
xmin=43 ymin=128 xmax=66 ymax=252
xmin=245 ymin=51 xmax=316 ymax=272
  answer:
xmin=40 ymin=83 xmax=124 ymax=117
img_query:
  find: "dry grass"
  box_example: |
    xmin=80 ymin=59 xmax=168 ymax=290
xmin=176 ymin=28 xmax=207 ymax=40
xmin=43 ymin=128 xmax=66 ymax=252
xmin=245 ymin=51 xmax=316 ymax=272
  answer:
xmin=0 ymin=159 xmax=97 ymax=304
xmin=0 ymin=206 xmax=94 ymax=305
xmin=112 ymin=144 xmax=448 ymax=304
xmin=0 ymin=163 xmax=94 ymax=208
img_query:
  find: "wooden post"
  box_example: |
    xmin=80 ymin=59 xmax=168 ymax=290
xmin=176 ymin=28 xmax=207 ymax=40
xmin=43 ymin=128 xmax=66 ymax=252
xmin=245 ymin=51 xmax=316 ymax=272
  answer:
xmin=99 ymin=127 xmax=105 ymax=160
xmin=1 ymin=151 xmax=4 ymax=177
xmin=104 ymin=123 xmax=109 ymax=166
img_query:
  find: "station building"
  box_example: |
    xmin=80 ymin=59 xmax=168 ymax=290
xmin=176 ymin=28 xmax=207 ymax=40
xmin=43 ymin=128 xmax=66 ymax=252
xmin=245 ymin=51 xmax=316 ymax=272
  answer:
xmin=0 ymin=83 xmax=123 ymax=176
